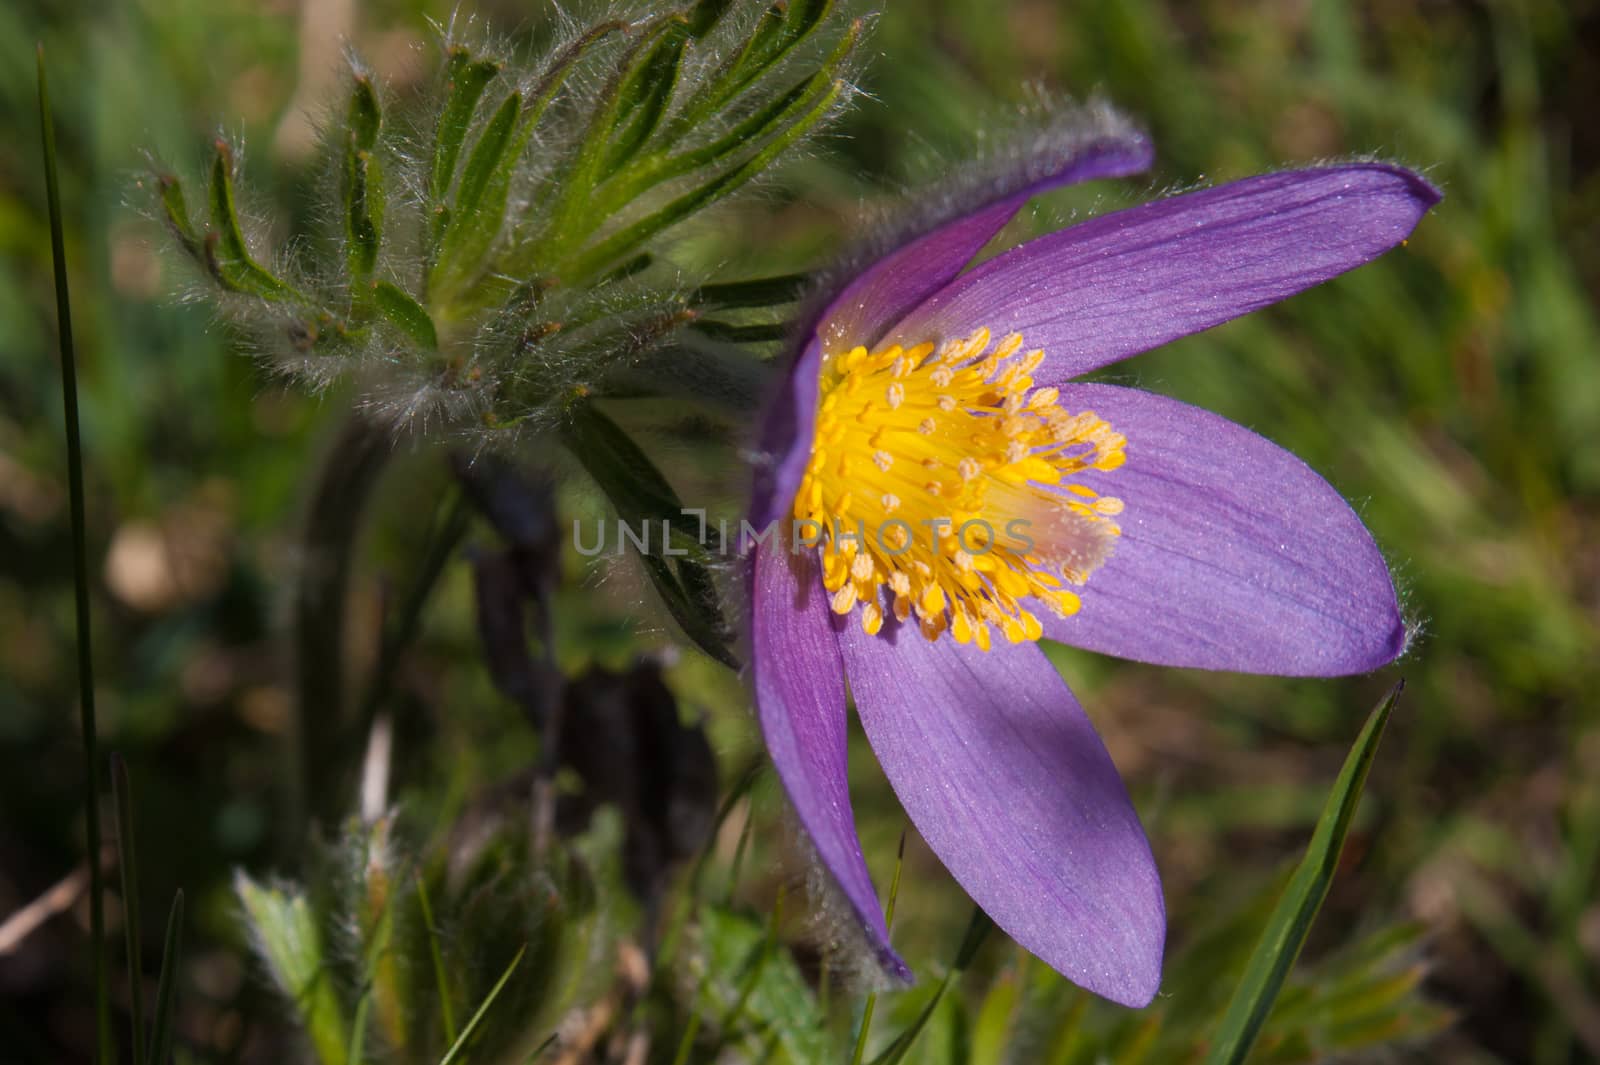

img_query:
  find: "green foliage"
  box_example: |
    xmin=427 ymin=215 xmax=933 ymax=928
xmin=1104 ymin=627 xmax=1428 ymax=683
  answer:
xmin=1206 ymin=684 xmax=1402 ymax=1063
xmin=234 ymin=812 xmax=619 ymax=1065
xmin=867 ymin=910 xmax=992 ymax=1065
xmin=147 ymin=891 xmax=187 ymax=1065
xmin=429 ymin=49 xmax=502 ymax=209
xmin=236 ymin=875 xmax=349 ymax=1063
xmin=203 ymin=141 xmax=306 ymax=302
xmin=372 ymin=280 xmax=438 ymax=351
xmin=340 ymin=75 xmax=383 ymax=283
xmin=561 ymin=394 xmax=737 ymax=668
xmin=428 ymin=88 xmax=529 ymax=304
xmin=144 ymin=3 xmax=863 ymax=437
xmin=695 ymin=902 xmax=832 ymax=1062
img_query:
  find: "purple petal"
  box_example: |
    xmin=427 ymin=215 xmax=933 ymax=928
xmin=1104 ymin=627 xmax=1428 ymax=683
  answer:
xmin=749 ymin=544 xmax=908 ymax=979
xmin=837 ymin=618 xmax=1164 ymax=1007
xmin=821 ymin=134 xmax=1155 ymax=351
xmin=1041 ymin=384 xmax=1406 ymax=675
xmin=888 ymin=164 xmax=1440 ymax=377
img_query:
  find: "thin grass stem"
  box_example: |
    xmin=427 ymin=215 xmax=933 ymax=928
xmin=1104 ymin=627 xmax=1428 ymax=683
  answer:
xmin=851 ymin=830 xmax=908 ymax=1065
xmin=37 ymin=43 xmax=108 ymax=1065
xmin=111 ymin=756 xmax=146 ymax=1060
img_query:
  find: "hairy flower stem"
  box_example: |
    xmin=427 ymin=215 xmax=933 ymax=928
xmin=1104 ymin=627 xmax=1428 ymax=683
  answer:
xmin=288 ymin=414 xmax=393 ymax=846
xmin=346 ymin=491 xmax=472 ymax=772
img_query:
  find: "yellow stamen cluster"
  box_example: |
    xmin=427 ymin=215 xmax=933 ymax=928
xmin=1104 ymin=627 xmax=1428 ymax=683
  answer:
xmin=794 ymin=327 xmax=1126 ymax=650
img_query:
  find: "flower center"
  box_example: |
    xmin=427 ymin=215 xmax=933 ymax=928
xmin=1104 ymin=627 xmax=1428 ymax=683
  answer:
xmin=793 ymin=327 xmax=1126 ymax=650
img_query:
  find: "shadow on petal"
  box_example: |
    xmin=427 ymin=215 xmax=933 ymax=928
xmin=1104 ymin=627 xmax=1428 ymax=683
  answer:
xmin=1044 ymin=384 xmax=1406 ymax=676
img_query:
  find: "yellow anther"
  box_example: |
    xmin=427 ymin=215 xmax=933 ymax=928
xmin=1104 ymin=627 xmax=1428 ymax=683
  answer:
xmin=1048 ymin=589 xmax=1082 ymax=616
xmin=1018 ymin=611 xmax=1044 ymax=641
xmin=973 ymin=622 xmax=992 ymax=652
xmin=851 ymin=553 xmax=877 ymax=582
xmin=794 ymin=326 xmax=1124 ymax=647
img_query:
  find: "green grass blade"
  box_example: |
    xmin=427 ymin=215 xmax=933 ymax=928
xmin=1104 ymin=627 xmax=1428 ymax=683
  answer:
xmin=669 ymin=1010 xmax=703 ymax=1065
xmin=718 ymin=888 xmax=784 ymax=1038
xmin=725 ymin=805 xmax=756 ymax=904
xmin=657 ymin=761 xmax=763 ymax=974
xmin=437 ymin=943 xmax=526 ymax=1065
xmin=524 ymin=1032 xmax=559 ymax=1062
xmin=868 ymin=908 xmax=992 ymax=1065
xmin=111 ymin=755 xmax=146 ymax=1060
xmin=1203 ymin=681 xmax=1403 ymax=1065
xmin=415 ymin=873 xmax=459 ymax=1046
xmin=346 ymin=989 xmax=372 ymax=1065
xmin=851 ymin=830 xmax=908 ymax=1065
xmin=146 ymin=891 xmax=185 ymax=1065
xmin=968 ymin=967 xmax=1021 ymax=1065
xmin=37 ymin=43 xmax=108 ymax=1065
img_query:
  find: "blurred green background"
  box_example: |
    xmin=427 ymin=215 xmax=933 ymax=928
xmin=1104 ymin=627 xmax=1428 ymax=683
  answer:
xmin=2 ymin=0 xmax=1597 ymax=1062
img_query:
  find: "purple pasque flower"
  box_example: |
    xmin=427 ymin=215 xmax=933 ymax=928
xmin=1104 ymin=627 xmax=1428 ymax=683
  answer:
xmin=745 ymin=123 xmax=1439 ymax=1007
